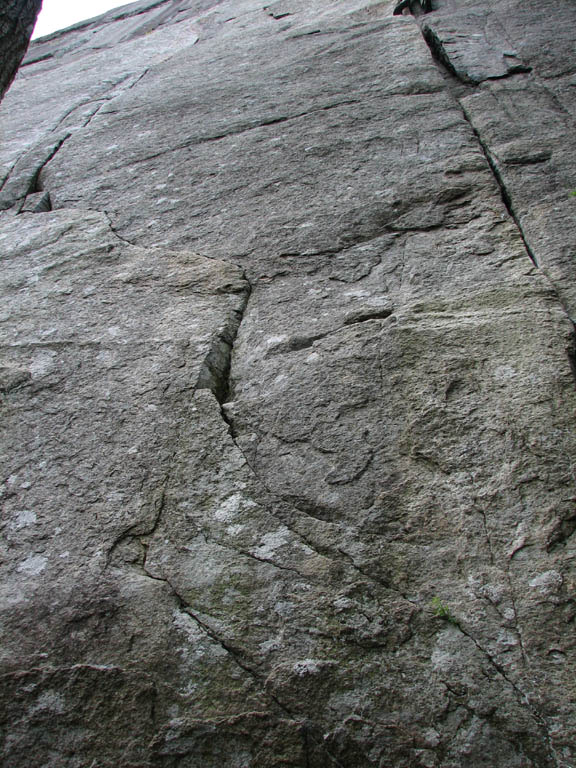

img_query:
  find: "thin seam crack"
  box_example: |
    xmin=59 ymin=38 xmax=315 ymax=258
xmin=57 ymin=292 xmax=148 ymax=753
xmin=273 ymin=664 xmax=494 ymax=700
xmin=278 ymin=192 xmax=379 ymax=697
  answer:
xmin=197 ymin=530 xmax=305 ymax=575
xmin=455 ymin=621 xmax=561 ymax=767
xmin=140 ymin=563 xmax=348 ymax=767
xmin=123 ymin=99 xmax=363 ymax=167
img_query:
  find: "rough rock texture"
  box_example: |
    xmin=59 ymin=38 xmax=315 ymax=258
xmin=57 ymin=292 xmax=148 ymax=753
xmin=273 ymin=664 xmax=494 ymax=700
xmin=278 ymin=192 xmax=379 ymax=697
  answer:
xmin=1 ymin=0 xmax=575 ymax=766
xmin=0 ymin=0 xmax=42 ymax=102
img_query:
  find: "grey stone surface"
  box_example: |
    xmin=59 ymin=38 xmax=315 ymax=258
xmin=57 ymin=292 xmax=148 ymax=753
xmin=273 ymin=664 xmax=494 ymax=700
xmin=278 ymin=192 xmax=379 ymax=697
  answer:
xmin=1 ymin=0 xmax=575 ymax=766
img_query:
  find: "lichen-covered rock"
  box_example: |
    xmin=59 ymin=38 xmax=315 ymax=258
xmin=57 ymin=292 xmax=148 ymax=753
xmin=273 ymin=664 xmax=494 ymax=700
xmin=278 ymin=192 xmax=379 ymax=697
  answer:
xmin=1 ymin=0 xmax=575 ymax=766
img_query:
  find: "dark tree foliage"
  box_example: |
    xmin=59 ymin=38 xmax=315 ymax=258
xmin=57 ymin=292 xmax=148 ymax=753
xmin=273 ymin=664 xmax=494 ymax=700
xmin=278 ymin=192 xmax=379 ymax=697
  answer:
xmin=393 ymin=0 xmax=432 ymax=14
xmin=0 ymin=0 xmax=42 ymax=102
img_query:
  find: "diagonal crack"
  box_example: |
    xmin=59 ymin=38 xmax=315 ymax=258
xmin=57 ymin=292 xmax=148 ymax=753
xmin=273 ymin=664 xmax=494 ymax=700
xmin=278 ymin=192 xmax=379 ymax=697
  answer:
xmin=420 ymin=23 xmax=531 ymax=86
xmin=453 ymin=619 xmax=562 ymax=768
xmin=139 ymin=561 xmax=348 ymax=767
xmin=124 ymin=99 xmax=362 ymax=167
xmin=1 ymin=69 xmax=152 ymax=211
xmin=456 ymin=104 xmax=538 ymax=268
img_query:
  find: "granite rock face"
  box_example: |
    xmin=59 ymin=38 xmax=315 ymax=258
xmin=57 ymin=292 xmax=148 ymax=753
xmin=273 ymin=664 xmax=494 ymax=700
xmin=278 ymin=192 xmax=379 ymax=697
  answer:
xmin=1 ymin=0 xmax=576 ymax=766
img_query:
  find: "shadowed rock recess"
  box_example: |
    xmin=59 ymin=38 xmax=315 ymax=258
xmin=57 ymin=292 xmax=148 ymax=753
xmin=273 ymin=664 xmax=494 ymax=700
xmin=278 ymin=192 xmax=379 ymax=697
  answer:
xmin=1 ymin=0 xmax=575 ymax=765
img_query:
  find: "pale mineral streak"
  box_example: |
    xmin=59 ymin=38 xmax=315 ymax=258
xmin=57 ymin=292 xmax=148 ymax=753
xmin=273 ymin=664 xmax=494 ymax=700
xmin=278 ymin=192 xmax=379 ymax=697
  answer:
xmin=0 ymin=0 xmax=575 ymax=766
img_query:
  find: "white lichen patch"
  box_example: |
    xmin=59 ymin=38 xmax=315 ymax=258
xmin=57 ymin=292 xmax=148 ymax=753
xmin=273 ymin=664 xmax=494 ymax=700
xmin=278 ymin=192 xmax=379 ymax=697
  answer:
xmin=214 ymin=492 xmax=257 ymax=522
xmin=225 ymin=524 xmax=245 ymax=536
xmin=252 ymin=527 xmax=291 ymax=559
xmin=266 ymin=335 xmax=288 ymax=347
xmin=30 ymin=691 xmax=65 ymax=715
xmin=529 ymin=570 xmax=563 ymax=595
xmin=16 ymin=554 xmax=47 ymax=575
xmin=29 ymin=350 xmax=57 ymax=377
xmin=292 ymin=659 xmax=324 ymax=676
xmin=259 ymin=637 xmax=281 ymax=654
xmin=493 ymin=364 xmax=517 ymax=380
xmin=10 ymin=509 xmax=37 ymax=529
xmin=273 ymin=601 xmax=296 ymax=618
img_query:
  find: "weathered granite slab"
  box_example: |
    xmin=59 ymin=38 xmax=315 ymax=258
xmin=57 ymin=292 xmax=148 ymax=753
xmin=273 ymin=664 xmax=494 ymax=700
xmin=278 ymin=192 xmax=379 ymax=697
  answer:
xmin=1 ymin=0 xmax=575 ymax=765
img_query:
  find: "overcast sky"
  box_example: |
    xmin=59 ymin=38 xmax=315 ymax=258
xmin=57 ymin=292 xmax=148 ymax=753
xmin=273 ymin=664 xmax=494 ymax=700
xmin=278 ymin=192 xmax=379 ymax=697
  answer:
xmin=33 ymin=0 xmax=126 ymax=39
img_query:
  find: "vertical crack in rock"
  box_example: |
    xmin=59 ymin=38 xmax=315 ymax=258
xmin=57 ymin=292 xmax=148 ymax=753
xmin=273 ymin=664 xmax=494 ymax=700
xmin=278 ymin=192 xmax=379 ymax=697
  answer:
xmin=420 ymin=23 xmax=473 ymax=85
xmin=416 ymin=2 xmax=576 ymax=408
xmin=25 ymin=134 xmax=70 ymax=197
xmin=196 ymin=278 xmax=252 ymax=406
xmin=408 ymin=20 xmax=576 ymax=763
xmin=457 ymin=106 xmax=539 ymax=268
xmin=0 ymin=133 xmax=70 ymax=208
xmin=417 ymin=21 xmax=565 ymax=291
xmin=4 ymin=3 xmax=576 ymax=765
xmin=472 ymin=494 xmax=529 ymax=663
xmin=457 ymin=90 xmax=576 ymax=390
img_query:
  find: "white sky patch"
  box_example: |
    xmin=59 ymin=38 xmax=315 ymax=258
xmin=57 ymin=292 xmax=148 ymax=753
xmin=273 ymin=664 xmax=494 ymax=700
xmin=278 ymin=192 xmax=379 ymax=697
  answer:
xmin=33 ymin=0 xmax=126 ymax=39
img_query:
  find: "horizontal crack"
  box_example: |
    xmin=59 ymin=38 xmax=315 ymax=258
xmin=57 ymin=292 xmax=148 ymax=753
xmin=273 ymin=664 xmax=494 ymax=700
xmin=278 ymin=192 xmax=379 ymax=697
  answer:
xmin=264 ymin=311 xmax=393 ymax=357
xmin=125 ymin=99 xmax=362 ymax=166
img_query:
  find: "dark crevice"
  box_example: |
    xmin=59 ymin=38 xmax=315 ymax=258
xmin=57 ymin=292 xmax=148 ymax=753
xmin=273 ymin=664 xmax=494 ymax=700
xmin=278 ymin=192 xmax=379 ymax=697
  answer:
xmin=196 ymin=278 xmax=252 ymax=405
xmin=465 ymin=123 xmax=538 ymax=268
xmin=1 ymin=70 xmax=148 ymax=210
xmin=419 ymin=19 xmax=576 ymax=399
xmin=421 ymin=24 xmax=531 ymax=86
xmin=417 ymin=21 xmax=539 ymax=272
xmin=547 ymin=512 xmax=576 ymax=551
xmin=394 ymin=0 xmax=432 ymax=17
xmin=343 ymin=307 xmax=393 ymax=325
xmin=420 ymin=24 xmax=474 ymax=86
xmin=18 ymin=190 xmax=52 ymax=213
xmin=566 ymin=324 xmax=576 ymax=388
xmin=265 ymin=311 xmax=393 ymax=358
xmin=28 ymin=136 xmax=69 ymax=193
xmin=24 ymin=134 xmax=70 ymax=202
xmin=0 ymin=132 xmax=70 ymax=209
xmin=266 ymin=9 xmax=292 ymax=19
